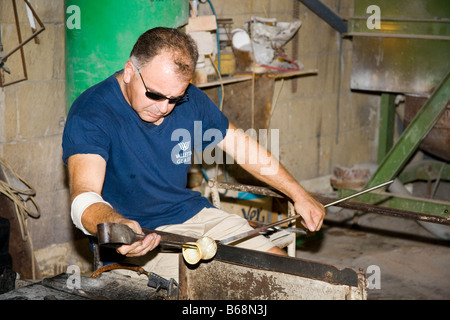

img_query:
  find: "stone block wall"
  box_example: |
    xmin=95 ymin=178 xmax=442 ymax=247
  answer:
xmin=0 ymin=0 xmax=91 ymax=278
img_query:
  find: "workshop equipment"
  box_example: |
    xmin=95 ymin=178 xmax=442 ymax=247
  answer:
xmin=97 ymin=227 xmax=366 ymax=299
xmin=0 ymin=158 xmax=41 ymax=280
xmin=3 ymin=218 xmax=367 ymax=300
xmin=348 ymin=0 xmax=450 ymax=94
xmin=324 ymin=0 xmax=450 ymax=237
xmin=97 ymin=223 xmax=217 ymax=265
xmin=179 ymin=242 xmax=366 ymax=300
xmin=0 ymin=242 xmax=367 ymax=300
xmin=0 ymin=0 xmax=45 ymax=87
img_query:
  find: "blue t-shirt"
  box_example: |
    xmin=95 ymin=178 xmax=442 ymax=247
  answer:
xmin=62 ymin=72 xmax=229 ymax=229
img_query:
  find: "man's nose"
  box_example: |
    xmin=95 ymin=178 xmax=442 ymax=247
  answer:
xmin=156 ymin=99 xmax=170 ymax=114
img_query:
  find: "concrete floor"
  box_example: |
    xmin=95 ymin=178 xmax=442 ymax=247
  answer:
xmin=295 ymin=207 xmax=450 ymax=300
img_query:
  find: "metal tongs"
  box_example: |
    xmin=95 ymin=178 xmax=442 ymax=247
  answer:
xmin=96 ymin=222 xmax=197 ymax=249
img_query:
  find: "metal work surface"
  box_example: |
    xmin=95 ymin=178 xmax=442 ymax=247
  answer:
xmin=179 ymin=246 xmax=366 ymax=300
xmin=1 ymin=246 xmax=366 ymax=300
xmin=215 ymin=244 xmax=360 ymax=286
xmin=0 ymin=272 xmax=170 ymax=300
xmin=138 ymin=226 xmax=364 ymax=291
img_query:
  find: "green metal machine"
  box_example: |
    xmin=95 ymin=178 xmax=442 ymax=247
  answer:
xmin=343 ymin=0 xmax=450 ymax=230
xmin=64 ymin=0 xmax=189 ymax=110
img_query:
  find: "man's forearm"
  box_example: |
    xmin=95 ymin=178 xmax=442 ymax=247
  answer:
xmin=80 ymin=202 xmax=127 ymax=235
xmin=238 ymin=145 xmax=310 ymax=203
xmin=240 ymin=145 xmax=325 ymax=231
xmin=219 ymin=123 xmax=325 ymax=231
xmin=220 ymin=123 xmax=308 ymax=201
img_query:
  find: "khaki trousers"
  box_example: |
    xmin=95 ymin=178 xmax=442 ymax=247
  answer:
xmin=117 ymin=207 xmax=275 ymax=281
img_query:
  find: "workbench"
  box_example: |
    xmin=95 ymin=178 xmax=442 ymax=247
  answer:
xmin=0 ymin=243 xmax=367 ymax=300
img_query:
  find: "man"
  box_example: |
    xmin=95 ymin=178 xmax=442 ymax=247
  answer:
xmin=63 ymin=27 xmax=325 ymax=278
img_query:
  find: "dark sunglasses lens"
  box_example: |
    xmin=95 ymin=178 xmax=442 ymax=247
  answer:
xmin=145 ymin=90 xmax=188 ymax=104
xmin=171 ymin=92 xmax=189 ymax=104
xmin=168 ymin=97 xmax=183 ymax=104
xmin=145 ymin=91 xmax=165 ymax=101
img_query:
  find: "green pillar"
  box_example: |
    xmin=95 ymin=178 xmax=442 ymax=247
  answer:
xmin=377 ymin=93 xmax=396 ymax=164
xmin=65 ymin=0 xmax=189 ymax=110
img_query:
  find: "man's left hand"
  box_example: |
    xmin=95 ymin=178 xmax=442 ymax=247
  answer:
xmin=294 ymin=196 xmax=326 ymax=232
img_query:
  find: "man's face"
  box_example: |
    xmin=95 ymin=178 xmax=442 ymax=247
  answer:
xmin=122 ymin=54 xmax=190 ymax=125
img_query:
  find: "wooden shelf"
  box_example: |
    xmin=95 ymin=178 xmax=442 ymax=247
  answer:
xmin=196 ymin=75 xmax=253 ymax=88
xmin=266 ymin=68 xmax=318 ymax=79
xmin=195 ymin=69 xmax=318 ymax=88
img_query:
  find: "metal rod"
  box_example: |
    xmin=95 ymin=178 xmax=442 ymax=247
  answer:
xmin=221 ymin=180 xmax=394 ymax=245
xmin=133 ymin=232 xmax=198 ymax=249
xmin=315 ymin=194 xmax=450 ymax=226
xmin=324 ymin=180 xmax=394 ymax=208
xmin=161 ymin=240 xmax=198 ymax=250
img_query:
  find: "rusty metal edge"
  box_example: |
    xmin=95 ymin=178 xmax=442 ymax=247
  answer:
xmin=144 ymin=228 xmax=360 ymax=289
xmin=214 ymin=244 xmax=360 ymax=287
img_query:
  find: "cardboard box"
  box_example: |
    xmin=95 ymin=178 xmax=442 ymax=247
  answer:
xmin=186 ymin=15 xmax=217 ymax=33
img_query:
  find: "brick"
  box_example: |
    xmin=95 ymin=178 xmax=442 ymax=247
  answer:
xmin=15 ymin=80 xmax=65 ymax=139
xmin=2 ymin=135 xmax=67 ymax=194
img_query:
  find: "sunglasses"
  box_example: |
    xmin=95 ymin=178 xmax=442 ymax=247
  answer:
xmin=136 ymin=68 xmax=189 ymax=105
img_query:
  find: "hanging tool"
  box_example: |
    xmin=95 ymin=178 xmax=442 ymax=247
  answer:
xmin=220 ymin=180 xmax=394 ymax=245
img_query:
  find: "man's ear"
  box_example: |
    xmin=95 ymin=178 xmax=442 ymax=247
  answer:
xmin=122 ymin=60 xmax=134 ymax=84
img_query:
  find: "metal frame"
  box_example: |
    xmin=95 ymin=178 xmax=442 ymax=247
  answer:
xmin=347 ymin=17 xmax=450 ymax=41
xmin=0 ymin=0 xmax=45 ymax=87
xmin=368 ymin=71 xmax=450 ymax=188
xmin=339 ymin=71 xmax=450 ymax=219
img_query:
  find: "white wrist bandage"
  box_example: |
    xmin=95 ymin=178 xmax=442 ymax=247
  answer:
xmin=71 ymin=192 xmax=112 ymax=235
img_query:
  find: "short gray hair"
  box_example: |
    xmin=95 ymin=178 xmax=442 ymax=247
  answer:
xmin=130 ymin=27 xmax=199 ymax=78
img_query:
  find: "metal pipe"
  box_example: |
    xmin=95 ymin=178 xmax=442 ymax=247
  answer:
xmin=298 ymin=0 xmax=347 ymax=34
xmin=324 ymin=180 xmax=394 ymax=208
xmin=315 ymin=195 xmax=450 ymax=226
xmin=221 ymin=181 xmax=394 ymax=244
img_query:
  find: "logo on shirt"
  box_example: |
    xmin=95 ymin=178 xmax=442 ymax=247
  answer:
xmin=179 ymin=141 xmax=190 ymax=152
xmin=172 ymin=140 xmax=192 ymax=164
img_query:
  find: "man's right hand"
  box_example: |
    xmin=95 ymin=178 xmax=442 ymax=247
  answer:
xmin=115 ymin=218 xmax=161 ymax=257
